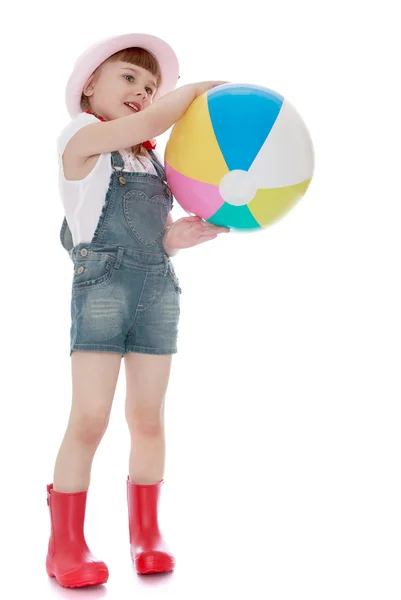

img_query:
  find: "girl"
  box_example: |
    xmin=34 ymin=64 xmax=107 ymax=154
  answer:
xmin=46 ymin=32 xmax=228 ymax=589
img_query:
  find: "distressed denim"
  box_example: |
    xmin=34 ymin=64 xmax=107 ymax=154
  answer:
xmin=60 ymin=150 xmax=181 ymax=356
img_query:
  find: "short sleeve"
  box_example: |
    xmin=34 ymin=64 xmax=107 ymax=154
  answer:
xmin=57 ymin=112 xmax=99 ymax=156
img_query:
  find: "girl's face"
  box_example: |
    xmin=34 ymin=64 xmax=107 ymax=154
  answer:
xmin=83 ymin=60 xmax=158 ymax=120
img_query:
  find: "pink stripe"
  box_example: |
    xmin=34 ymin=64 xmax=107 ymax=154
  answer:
xmin=165 ymin=162 xmax=224 ymax=220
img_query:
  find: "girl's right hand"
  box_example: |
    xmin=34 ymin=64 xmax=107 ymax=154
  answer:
xmin=194 ymin=81 xmax=229 ymax=97
xmin=163 ymin=216 xmax=230 ymax=254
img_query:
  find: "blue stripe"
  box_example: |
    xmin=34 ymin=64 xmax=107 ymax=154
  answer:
xmin=207 ymin=84 xmax=283 ymax=171
xmin=207 ymin=203 xmax=261 ymax=230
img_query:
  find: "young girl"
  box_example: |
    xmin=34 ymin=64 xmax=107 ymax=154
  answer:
xmin=47 ymin=33 xmax=229 ymax=589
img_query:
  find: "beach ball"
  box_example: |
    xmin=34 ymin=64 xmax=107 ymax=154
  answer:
xmin=164 ymin=83 xmax=314 ymax=230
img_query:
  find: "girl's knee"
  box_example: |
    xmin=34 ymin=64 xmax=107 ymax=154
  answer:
xmin=125 ymin=405 xmax=163 ymax=436
xmin=69 ymin=411 xmax=110 ymax=445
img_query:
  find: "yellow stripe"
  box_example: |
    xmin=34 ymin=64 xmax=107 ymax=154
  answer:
xmin=165 ymin=92 xmax=229 ymax=185
xmin=248 ymin=179 xmax=312 ymax=226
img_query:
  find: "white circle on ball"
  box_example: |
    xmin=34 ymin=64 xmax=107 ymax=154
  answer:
xmin=219 ymin=170 xmax=258 ymax=206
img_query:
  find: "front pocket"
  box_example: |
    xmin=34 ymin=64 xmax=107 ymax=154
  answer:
xmin=72 ymin=260 xmax=114 ymax=291
xmin=124 ymin=190 xmax=169 ymax=248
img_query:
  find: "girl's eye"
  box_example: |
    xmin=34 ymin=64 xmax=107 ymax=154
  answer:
xmin=124 ymin=75 xmax=153 ymax=95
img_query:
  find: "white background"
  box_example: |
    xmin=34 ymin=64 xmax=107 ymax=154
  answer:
xmin=1 ymin=1 xmax=400 ymax=598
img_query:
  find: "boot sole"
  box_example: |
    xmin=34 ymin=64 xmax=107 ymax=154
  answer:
xmin=46 ymin=564 xmax=109 ymax=588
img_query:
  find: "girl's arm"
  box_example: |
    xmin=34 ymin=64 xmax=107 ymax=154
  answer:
xmin=64 ymin=81 xmax=226 ymax=160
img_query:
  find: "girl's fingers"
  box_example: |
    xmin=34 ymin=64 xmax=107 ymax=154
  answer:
xmin=199 ymin=229 xmax=228 ymax=236
xmin=199 ymin=223 xmax=229 ymax=233
xmin=185 ymin=216 xmax=229 ymax=232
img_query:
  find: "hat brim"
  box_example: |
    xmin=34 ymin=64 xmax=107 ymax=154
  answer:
xmin=65 ymin=33 xmax=179 ymax=118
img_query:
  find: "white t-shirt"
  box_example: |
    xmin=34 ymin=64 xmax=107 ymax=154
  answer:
xmin=57 ymin=112 xmax=162 ymax=246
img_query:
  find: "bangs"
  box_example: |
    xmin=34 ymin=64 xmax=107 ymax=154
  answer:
xmin=107 ymin=47 xmax=161 ymax=86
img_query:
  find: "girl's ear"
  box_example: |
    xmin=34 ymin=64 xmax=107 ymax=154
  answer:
xmin=83 ymin=74 xmax=95 ymax=97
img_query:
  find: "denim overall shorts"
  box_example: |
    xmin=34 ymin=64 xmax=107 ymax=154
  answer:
xmin=60 ymin=149 xmax=181 ymax=356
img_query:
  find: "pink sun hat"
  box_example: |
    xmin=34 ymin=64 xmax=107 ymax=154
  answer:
xmin=65 ymin=33 xmax=180 ymax=118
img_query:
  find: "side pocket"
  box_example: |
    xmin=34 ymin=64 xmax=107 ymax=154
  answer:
xmin=72 ymin=260 xmax=115 ymax=292
xmin=168 ymin=263 xmax=182 ymax=294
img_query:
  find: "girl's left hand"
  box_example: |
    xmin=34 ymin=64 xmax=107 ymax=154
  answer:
xmin=163 ymin=216 xmax=230 ymax=252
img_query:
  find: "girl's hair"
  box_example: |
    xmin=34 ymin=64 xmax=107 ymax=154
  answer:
xmin=81 ymin=47 xmax=161 ymax=158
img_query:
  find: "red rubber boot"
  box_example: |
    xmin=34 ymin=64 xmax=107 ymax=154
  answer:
xmin=46 ymin=484 xmax=109 ymax=588
xmin=127 ymin=477 xmax=175 ymax=574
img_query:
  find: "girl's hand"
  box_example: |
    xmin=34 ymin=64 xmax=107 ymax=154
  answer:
xmin=163 ymin=216 xmax=230 ymax=254
xmin=194 ymin=81 xmax=229 ymax=97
